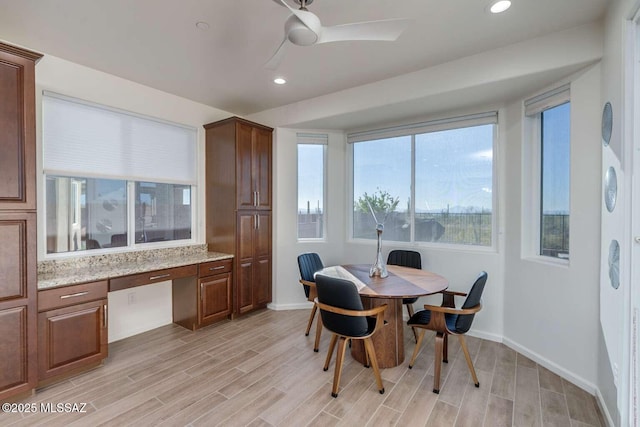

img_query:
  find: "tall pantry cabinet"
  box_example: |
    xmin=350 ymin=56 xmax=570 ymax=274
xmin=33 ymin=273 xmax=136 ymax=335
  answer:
xmin=204 ymin=117 xmax=273 ymax=316
xmin=0 ymin=42 xmax=42 ymax=400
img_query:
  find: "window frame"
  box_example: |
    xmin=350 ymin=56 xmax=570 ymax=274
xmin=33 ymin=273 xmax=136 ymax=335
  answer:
xmin=522 ymin=85 xmax=571 ymax=264
xmin=347 ymin=112 xmax=499 ymax=252
xmin=296 ymin=133 xmax=328 ymax=241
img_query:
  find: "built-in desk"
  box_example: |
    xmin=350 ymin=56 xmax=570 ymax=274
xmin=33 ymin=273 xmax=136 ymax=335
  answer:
xmin=36 ymin=245 xmax=233 ymax=385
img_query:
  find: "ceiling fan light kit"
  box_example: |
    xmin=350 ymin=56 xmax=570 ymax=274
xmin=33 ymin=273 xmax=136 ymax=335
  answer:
xmin=266 ymin=0 xmax=410 ymax=69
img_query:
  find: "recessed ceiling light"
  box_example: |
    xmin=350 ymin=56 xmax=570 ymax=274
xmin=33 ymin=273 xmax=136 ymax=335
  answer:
xmin=273 ymin=78 xmax=287 ymax=85
xmin=489 ymin=0 xmax=511 ymax=13
xmin=195 ymin=21 xmax=210 ymax=31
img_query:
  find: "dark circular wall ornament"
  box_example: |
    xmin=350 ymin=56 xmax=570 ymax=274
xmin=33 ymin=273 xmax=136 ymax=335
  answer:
xmin=608 ymin=239 xmax=620 ymax=290
xmin=602 ymin=102 xmax=612 ymax=146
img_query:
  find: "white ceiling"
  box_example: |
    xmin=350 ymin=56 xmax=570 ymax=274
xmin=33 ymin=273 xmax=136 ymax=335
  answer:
xmin=0 ymin=0 xmax=607 ymax=118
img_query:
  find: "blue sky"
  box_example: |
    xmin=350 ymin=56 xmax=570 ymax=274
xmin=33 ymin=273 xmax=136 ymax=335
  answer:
xmin=352 ymin=125 xmax=494 ymax=214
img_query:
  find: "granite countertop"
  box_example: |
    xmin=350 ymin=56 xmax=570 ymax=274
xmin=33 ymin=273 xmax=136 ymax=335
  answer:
xmin=37 ymin=245 xmax=233 ymax=290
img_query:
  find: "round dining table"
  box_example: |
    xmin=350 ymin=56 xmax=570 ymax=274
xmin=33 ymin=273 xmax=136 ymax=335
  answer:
xmin=316 ymin=264 xmax=448 ymax=368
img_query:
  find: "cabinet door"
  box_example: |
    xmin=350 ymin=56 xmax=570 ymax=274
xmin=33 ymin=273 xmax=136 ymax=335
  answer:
xmin=253 ymin=127 xmax=272 ymax=210
xmin=237 ymin=213 xmax=255 ymax=313
xmin=0 ymin=306 xmax=32 ymax=399
xmin=236 ymin=122 xmax=256 ymax=209
xmin=199 ymin=273 xmax=232 ymax=326
xmin=38 ymin=299 xmax=107 ymax=381
xmin=0 ymin=47 xmax=37 ymax=210
xmin=0 ymin=212 xmax=36 ymax=399
xmin=254 ymin=212 xmax=272 ymax=306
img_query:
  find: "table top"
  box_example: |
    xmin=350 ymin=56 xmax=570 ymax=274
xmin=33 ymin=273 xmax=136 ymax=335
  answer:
xmin=317 ymin=264 xmax=448 ymax=299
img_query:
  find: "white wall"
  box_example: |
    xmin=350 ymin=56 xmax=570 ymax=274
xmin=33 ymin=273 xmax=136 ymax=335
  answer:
xmin=268 ymin=128 xmax=346 ymax=309
xmin=502 ymin=64 xmax=602 ymax=394
xmin=29 ymin=52 xmax=234 ymax=342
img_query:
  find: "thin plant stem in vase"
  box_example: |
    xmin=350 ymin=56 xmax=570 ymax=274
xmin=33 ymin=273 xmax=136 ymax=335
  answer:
xmin=367 ymin=199 xmax=391 ymax=278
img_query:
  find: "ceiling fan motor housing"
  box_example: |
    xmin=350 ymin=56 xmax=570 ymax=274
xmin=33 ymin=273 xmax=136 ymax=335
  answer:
xmin=285 ymin=14 xmax=320 ymax=45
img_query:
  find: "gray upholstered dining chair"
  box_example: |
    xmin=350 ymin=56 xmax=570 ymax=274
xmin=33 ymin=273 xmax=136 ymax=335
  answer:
xmin=297 ymin=253 xmax=324 ymax=352
xmin=407 ymin=271 xmax=488 ymax=394
xmin=315 ymin=274 xmax=387 ymax=398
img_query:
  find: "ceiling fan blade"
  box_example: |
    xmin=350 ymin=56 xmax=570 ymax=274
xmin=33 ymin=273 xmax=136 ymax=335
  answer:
xmin=264 ymin=37 xmax=289 ymax=70
xmin=318 ymin=18 xmax=410 ymax=44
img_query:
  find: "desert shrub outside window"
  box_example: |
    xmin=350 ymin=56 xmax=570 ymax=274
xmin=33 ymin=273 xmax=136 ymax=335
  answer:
xmin=350 ymin=112 xmax=496 ymax=248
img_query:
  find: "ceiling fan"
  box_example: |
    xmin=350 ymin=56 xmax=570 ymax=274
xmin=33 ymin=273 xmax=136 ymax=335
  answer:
xmin=265 ymin=0 xmax=410 ymax=70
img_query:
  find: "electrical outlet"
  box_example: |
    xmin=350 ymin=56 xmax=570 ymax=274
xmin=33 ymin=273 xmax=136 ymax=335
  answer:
xmin=127 ymin=292 xmax=136 ymax=305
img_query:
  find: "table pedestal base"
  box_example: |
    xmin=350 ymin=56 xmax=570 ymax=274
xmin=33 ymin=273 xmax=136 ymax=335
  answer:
xmin=351 ymin=297 xmax=404 ymax=368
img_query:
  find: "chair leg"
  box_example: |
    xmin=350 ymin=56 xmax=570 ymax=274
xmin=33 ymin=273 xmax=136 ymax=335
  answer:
xmin=324 ymin=334 xmax=338 ymax=371
xmin=458 ymin=335 xmax=479 ymax=387
xmin=313 ymin=312 xmax=323 ymax=352
xmin=363 ymin=337 xmax=385 ymax=394
xmin=305 ymin=303 xmax=317 ymax=336
xmin=443 ymin=334 xmax=448 ymax=363
xmin=408 ymin=329 xmax=426 ymax=368
xmin=433 ymin=332 xmax=444 ymax=394
xmin=406 ymin=303 xmax=418 ymax=343
xmin=331 ymin=337 xmax=349 ymax=397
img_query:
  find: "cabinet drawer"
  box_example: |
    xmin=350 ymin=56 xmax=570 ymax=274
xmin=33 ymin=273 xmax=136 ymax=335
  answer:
xmin=199 ymin=259 xmax=233 ymax=278
xmin=38 ymin=280 xmax=108 ymax=312
xmin=109 ymin=264 xmax=198 ymax=292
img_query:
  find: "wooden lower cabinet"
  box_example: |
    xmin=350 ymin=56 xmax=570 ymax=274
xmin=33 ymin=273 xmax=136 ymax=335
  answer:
xmin=173 ymin=258 xmax=233 ymax=330
xmin=236 ymin=211 xmax=271 ymax=314
xmin=0 ymin=305 xmax=35 ymax=400
xmin=0 ymin=212 xmax=37 ymax=400
xmin=37 ymin=282 xmax=108 ymax=383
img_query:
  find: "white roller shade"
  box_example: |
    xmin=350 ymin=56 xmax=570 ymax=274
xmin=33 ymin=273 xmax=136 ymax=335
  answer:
xmin=43 ymin=92 xmax=197 ymax=184
xmin=297 ymin=133 xmax=328 ymax=145
xmin=347 ymin=111 xmax=498 ymax=143
xmin=524 ymin=84 xmax=570 ymax=116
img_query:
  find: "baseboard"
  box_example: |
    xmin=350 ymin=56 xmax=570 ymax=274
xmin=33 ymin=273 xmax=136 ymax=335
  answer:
xmin=595 ymin=386 xmax=616 ymax=427
xmin=267 ymin=301 xmax=313 ymax=311
xmin=502 ymin=337 xmax=598 ymax=395
xmin=466 ymin=329 xmax=503 ymax=343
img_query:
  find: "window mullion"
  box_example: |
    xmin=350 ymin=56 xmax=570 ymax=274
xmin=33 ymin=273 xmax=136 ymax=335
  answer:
xmin=128 ymin=180 xmax=135 ymax=247
xmin=410 ymin=134 xmax=416 ymax=243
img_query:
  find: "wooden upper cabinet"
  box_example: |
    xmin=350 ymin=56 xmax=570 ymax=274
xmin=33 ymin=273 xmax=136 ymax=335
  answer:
xmin=235 ymin=121 xmax=272 ymax=210
xmin=0 ymin=43 xmax=42 ymax=211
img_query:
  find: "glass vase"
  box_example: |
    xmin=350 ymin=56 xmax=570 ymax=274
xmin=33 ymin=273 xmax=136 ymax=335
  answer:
xmin=369 ymin=226 xmax=388 ymax=278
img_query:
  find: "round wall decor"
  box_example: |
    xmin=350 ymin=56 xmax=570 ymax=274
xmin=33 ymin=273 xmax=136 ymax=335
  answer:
xmin=608 ymin=239 xmax=620 ymax=289
xmin=604 ymin=166 xmax=617 ymax=212
xmin=602 ymin=102 xmax=612 ymax=146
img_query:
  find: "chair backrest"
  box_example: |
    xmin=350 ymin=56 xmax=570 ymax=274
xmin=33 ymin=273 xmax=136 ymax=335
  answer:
xmin=455 ymin=271 xmax=488 ymax=333
xmin=315 ymin=274 xmax=369 ymax=337
xmin=297 ymin=253 xmax=324 ymax=297
xmin=387 ymin=250 xmax=422 ymax=270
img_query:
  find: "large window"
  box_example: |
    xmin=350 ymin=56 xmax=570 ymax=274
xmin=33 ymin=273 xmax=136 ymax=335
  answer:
xmin=297 ymin=134 xmax=327 ymax=239
xmin=350 ymin=112 xmax=496 ymax=247
xmin=524 ymin=85 xmax=571 ymax=259
xmin=42 ymin=92 xmax=196 ymax=255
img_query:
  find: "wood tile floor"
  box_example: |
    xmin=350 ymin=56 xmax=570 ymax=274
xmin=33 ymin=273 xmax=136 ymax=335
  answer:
xmin=3 ymin=309 xmax=605 ymax=427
